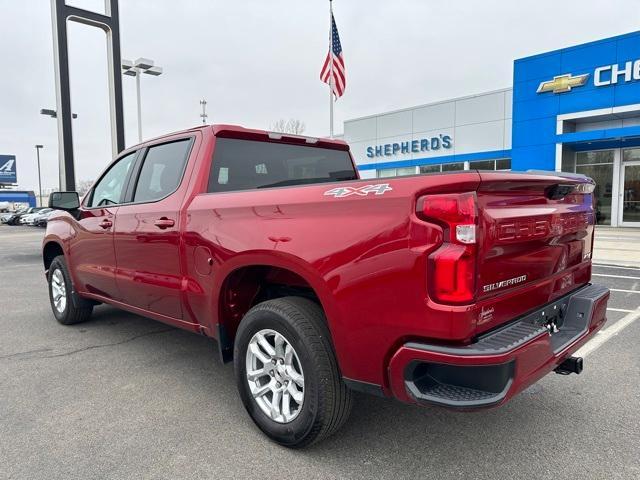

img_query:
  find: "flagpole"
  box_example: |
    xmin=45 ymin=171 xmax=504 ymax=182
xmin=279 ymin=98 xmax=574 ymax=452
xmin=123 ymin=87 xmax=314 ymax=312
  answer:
xmin=329 ymin=0 xmax=334 ymax=138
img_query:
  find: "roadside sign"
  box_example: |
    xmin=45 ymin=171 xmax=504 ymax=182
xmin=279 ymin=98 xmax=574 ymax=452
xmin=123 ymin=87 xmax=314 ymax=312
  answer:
xmin=0 ymin=155 xmax=17 ymax=183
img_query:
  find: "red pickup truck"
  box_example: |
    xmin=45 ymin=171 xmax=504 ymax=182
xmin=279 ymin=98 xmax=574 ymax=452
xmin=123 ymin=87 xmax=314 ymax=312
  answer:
xmin=43 ymin=124 xmax=609 ymax=447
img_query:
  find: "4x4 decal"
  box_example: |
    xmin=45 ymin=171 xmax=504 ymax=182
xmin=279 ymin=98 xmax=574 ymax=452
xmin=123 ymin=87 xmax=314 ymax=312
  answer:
xmin=324 ymin=183 xmax=393 ymax=198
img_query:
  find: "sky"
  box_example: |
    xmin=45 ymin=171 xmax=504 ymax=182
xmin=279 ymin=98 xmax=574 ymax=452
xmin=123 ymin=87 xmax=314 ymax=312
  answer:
xmin=1 ymin=0 xmax=640 ymax=193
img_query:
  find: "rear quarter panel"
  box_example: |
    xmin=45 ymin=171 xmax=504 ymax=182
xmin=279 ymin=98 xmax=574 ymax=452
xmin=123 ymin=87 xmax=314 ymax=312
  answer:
xmin=183 ymin=172 xmax=481 ymax=385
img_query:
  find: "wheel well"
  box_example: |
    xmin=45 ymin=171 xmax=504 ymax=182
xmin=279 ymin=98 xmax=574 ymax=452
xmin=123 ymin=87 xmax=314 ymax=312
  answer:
xmin=217 ymin=265 xmax=322 ymax=362
xmin=43 ymin=242 xmax=64 ymax=271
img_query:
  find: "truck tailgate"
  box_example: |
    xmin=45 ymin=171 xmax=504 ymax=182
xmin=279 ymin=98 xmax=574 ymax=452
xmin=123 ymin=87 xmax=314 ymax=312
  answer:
xmin=474 ymin=171 xmax=595 ymax=332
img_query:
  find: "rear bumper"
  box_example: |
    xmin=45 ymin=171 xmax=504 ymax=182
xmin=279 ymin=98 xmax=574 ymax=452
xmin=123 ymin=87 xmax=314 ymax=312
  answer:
xmin=387 ymin=283 xmax=610 ymax=409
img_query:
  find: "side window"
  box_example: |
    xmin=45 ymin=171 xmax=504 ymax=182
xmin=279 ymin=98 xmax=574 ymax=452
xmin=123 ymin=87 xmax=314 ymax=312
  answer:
xmin=133 ymin=139 xmax=191 ymax=203
xmin=88 ymin=152 xmax=136 ymax=207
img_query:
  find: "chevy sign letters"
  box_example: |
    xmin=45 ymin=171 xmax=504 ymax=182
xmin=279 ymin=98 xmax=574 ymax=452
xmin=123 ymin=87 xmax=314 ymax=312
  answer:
xmin=0 ymin=155 xmax=17 ymax=183
xmin=538 ymin=58 xmax=640 ymax=94
xmin=366 ymin=134 xmax=452 ymax=158
xmin=594 ymin=59 xmax=640 ymax=86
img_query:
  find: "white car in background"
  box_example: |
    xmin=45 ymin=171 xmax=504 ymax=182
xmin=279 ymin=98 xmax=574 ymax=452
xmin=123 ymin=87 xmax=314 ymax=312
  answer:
xmin=19 ymin=213 xmax=35 ymax=225
xmin=23 ymin=208 xmax=53 ymax=226
xmin=20 ymin=211 xmax=40 ymax=225
xmin=34 ymin=209 xmax=55 ymax=227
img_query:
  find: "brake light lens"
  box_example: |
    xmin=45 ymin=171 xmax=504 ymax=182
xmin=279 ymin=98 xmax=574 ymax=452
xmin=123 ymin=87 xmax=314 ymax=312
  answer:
xmin=418 ymin=192 xmax=477 ymax=243
xmin=429 ymin=243 xmax=476 ymax=303
xmin=417 ymin=192 xmax=478 ymax=304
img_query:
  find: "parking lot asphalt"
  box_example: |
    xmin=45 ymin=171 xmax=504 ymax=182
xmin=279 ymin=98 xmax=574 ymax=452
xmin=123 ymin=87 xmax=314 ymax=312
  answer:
xmin=1 ymin=226 xmax=639 ymax=480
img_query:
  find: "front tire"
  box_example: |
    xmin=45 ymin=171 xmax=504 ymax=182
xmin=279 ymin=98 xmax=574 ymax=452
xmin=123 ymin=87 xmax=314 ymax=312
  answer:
xmin=48 ymin=255 xmax=93 ymax=325
xmin=234 ymin=296 xmax=352 ymax=448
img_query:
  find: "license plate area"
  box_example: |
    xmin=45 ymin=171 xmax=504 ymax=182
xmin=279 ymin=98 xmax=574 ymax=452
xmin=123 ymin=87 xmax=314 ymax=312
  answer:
xmin=520 ymin=284 xmax=608 ymax=353
xmin=521 ymin=296 xmax=570 ymax=335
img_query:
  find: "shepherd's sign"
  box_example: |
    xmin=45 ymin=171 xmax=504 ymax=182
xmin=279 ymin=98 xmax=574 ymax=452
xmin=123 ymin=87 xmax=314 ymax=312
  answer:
xmin=0 ymin=155 xmax=17 ymax=183
xmin=366 ymin=135 xmax=453 ymax=158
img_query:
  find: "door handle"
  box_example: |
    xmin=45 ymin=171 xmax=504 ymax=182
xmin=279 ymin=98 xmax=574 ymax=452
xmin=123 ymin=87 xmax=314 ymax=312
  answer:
xmin=154 ymin=217 xmax=175 ymax=229
xmin=99 ymin=219 xmax=113 ymax=229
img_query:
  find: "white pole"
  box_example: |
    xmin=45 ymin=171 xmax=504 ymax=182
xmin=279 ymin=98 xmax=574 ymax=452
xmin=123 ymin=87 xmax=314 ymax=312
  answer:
xmin=136 ymin=70 xmax=142 ymax=142
xmin=35 ymin=146 xmax=43 ymax=207
xmin=329 ymin=0 xmax=334 ymax=138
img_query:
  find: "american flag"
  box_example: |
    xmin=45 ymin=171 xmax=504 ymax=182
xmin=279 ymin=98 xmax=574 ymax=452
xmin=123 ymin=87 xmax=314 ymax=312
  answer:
xmin=320 ymin=12 xmax=345 ymax=98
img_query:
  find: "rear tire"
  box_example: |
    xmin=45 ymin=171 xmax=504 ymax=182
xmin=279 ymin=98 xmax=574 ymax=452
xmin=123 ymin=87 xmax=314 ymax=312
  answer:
xmin=48 ymin=255 xmax=93 ymax=325
xmin=234 ymin=296 xmax=352 ymax=448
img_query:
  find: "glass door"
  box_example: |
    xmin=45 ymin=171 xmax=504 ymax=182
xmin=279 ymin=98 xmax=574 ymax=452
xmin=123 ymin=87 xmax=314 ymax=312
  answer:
xmin=574 ymin=150 xmax=614 ymax=225
xmin=620 ymin=161 xmax=640 ymax=226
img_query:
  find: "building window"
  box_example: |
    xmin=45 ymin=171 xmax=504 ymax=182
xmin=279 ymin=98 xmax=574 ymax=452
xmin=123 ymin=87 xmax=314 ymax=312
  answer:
xmin=469 ymin=159 xmax=511 ymax=171
xmin=419 ymin=165 xmax=440 ymax=174
xmin=622 ymin=148 xmax=640 ymax=224
xmin=576 ymin=151 xmax=614 ymax=166
xmin=623 ymin=148 xmax=640 ymax=162
xmin=377 ymin=168 xmax=396 ymax=178
xmin=418 ymin=162 xmax=465 ymax=175
xmin=561 ymin=153 xmax=575 ymax=172
xmin=397 ymin=167 xmax=416 ymax=176
xmin=377 ymin=159 xmax=510 ymax=178
xmin=377 ymin=167 xmax=417 ymax=178
xmin=496 ymin=159 xmax=511 ymax=170
xmin=563 ymin=150 xmax=614 ymax=226
xmin=442 ymin=162 xmax=465 ymax=171
xmin=469 ymin=160 xmax=494 ymax=170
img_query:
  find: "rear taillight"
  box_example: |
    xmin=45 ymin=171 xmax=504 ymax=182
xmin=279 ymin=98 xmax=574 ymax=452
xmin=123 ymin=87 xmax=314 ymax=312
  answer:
xmin=417 ymin=192 xmax=478 ymax=304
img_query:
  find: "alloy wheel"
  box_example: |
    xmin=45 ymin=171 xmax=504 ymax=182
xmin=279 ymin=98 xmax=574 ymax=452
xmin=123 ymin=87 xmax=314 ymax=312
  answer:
xmin=245 ymin=329 xmax=305 ymax=423
xmin=51 ymin=269 xmax=67 ymax=313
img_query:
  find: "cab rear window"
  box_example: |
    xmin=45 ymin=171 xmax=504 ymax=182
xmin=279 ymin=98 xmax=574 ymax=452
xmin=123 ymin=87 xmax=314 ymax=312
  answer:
xmin=207 ymin=138 xmax=357 ymax=192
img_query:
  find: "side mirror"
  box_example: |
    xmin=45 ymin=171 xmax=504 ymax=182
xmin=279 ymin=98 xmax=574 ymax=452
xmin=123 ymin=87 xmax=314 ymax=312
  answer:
xmin=49 ymin=191 xmax=80 ymax=211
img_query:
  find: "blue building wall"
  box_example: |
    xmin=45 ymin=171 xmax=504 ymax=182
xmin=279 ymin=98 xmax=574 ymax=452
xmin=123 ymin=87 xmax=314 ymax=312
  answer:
xmin=512 ymin=31 xmax=640 ymax=171
xmin=0 ymin=191 xmax=36 ymax=207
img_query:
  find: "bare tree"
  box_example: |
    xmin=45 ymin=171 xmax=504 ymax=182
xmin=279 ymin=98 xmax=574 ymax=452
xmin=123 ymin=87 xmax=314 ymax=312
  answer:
xmin=76 ymin=179 xmax=94 ymax=196
xmin=269 ymin=118 xmax=306 ymax=135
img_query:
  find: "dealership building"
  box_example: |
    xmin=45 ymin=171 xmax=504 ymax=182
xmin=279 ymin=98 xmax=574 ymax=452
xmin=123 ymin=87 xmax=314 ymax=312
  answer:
xmin=344 ymin=31 xmax=640 ymax=227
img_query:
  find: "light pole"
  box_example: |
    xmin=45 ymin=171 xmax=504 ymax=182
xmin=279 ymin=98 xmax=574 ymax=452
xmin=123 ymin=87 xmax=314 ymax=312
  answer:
xmin=40 ymin=109 xmax=77 ymax=119
xmin=200 ymin=99 xmax=208 ymax=124
xmin=35 ymin=145 xmax=43 ymax=206
xmin=122 ymin=58 xmax=163 ymax=142
xmin=40 ymin=109 xmax=76 ymax=191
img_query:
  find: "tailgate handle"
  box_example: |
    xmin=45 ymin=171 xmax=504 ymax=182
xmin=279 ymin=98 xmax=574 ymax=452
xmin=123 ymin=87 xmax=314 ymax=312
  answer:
xmin=545 ymin=184 xmax=575 ymax=200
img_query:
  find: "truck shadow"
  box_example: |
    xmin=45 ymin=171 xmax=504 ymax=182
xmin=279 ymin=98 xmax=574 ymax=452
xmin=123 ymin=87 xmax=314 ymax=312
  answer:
xmin=82 ymin=305 xmax=594 ymax=474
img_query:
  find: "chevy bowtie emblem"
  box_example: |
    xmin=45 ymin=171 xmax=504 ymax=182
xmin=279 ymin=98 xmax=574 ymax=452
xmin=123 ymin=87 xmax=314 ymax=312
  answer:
xmin=537 ymin=73 xmax=589 ymax=94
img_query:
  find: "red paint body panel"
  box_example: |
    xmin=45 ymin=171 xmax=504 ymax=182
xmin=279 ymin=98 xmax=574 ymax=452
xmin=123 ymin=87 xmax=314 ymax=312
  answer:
xmin=43 ymin=124 xmax=608 ymax=406
xmin=112 ymin=131 xmax=203 ymax=319
xmin=67 ymin=207 xmax=120 ymax=300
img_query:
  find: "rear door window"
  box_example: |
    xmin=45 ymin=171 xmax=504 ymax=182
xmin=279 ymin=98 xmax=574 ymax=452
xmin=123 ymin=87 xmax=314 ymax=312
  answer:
xmin=133 ymin=139 xmax=192 ymax=203
xmin=208 ymin=138 xmax=357 ymax=192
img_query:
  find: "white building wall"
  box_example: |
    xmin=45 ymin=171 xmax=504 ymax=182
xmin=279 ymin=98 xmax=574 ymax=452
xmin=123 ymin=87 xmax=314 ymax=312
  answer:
xmin=344 ymin=88 xmax=513 ymax=171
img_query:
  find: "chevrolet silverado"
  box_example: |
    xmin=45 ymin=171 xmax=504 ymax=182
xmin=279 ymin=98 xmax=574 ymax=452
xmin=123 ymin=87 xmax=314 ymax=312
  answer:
xmin=43 ymin=124 xmax=610 ymax=447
